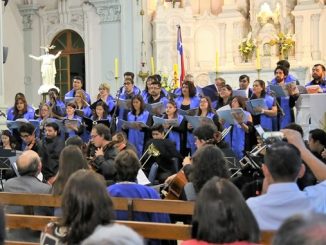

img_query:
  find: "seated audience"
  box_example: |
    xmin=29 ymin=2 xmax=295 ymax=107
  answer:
xmin=246 ymin=130 xmax=326 ymax=231
xmin=41 ymin=170 xmax=143 ymax=245
xmin=182 ymin=177 xmax=260 ymax=245
xmin=0 ymin=130 xmax=17 ymax=150
xmin=308 ymin=128 xmax=326 ymax=163
xmin=273 ymin=213 xmax=326 ymax=245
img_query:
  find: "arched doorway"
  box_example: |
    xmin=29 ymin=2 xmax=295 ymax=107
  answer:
xmin=51 ymin=30 xmax=85 ymax=100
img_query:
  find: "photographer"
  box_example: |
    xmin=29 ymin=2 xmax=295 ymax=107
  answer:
xmin=47 ymin=88 xmax=66 ymax=118
xmin=246 ymin=129 xmax=326 ymax=231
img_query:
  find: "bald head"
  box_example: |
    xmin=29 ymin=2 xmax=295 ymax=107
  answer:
xmin=17 ymin=150 xmax=41 ymax=176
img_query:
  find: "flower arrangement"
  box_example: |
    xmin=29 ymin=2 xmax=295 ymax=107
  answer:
xmin=161 ymin=73 xmax=178 ymax=93
xmin=238 ymin=32 xmax=257 ymax=62
xmin=269 ymin=32 xmax=295 ymax=60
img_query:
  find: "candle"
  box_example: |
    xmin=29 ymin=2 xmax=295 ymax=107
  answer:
xmin=256 ymin=47 xmax=261 ymax=70
xmin=114 ymin=58 xmax=119 ymax=78
xmin=150 ymin=57 xmax=155 ymax=75
xmin=215 ymin=50 xmax=219 ymax=73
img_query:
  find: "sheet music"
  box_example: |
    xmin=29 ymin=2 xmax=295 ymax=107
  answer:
xmin=120 ymin=119 xmax=149 ymax=129
xmin=152 ymin=116 xmax=179 ymax=127
xmin=136 ymin=169 xmax=151 ymax=185
xmin=185 ymin=115 xmax=214 ymax=129
xmin=117 ymin=99 xmax=132 ymax=110
xmin=145 ymin=102 xmax=165 ymax=115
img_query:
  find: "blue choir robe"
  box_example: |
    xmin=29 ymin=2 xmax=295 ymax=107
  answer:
xmin=103 ymin=95 xmax=115 ymax=113
xmin=251 ymin=94 xmax=275 ymax=131
xmin=6 ymin=106 xmax=35 ymax=121
xmin=64 ymin=89 xmax=91 ymax=104
xmin=230 ymin=111 xmax=251 ymax=160
xmin=63 ymin=115 xmax=83 ymax=139
xmin=164 ymin=114 xmax=185 ymax=152
xmin=175 ymin=96 xmax=200 ymax=154
xmin=127 ymin=110 xmax=150 ymax=158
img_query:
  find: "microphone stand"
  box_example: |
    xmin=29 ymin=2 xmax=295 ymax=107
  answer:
xmin=109 ymin=77 xmax=121 ymax=134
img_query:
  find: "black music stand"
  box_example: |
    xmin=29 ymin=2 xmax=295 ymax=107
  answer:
xmin=0 ymin=149 xmax=20 ymax=191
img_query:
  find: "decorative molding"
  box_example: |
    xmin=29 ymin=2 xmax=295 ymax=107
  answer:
xmin=89 ymin=0 xmax=121 ymax=23
xmin=18 ymin=5 xmax=40 ymax=31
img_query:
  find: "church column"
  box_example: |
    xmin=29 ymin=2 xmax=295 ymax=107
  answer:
xmin=311 ymin=13 xmax=321 ymax=60
xmin=89 ymin=0 xmax=122 ymax=93
xmin=18 ymin=4 xmax=41 ymax=106
xmin=294 ymin=16 xmax=303 ymax=62
xmin=219 ymin=23 xmax=226 ymax=65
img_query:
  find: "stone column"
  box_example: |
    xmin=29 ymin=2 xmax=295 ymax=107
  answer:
xmin=311 ymin=13 xmax=321 ymax=60
xmin=89 ymin=0 xmax=122 ymax=93
xmin=18 ymin=4 xmax=41 ymax=106
xmin=294 ymin=16 xmax=303 ymax=61
xmin=219 ymin=23 xmax=226 ymax=64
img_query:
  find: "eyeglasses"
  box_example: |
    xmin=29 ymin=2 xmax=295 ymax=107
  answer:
xmin=75 ymin=95 xmax=81 ymax=98
xmin=124 ymin=82 xmax=132 ymax=85
xmin=90 ymin=134 xmax=99 ymax=139
xmin=20 ymin=134 xmax=30 ymax=138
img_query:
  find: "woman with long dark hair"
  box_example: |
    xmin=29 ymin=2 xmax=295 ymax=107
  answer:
xmin=41 ymin=170 xmax=143 ymax=244
xmin=182 ymin=177 xmax=260 ymax=245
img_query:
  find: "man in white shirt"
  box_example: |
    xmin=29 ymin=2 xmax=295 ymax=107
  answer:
xmin=246 ymin=130 xmax=326 ymax=231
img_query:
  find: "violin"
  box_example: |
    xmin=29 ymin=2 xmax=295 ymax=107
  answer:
xmin=161 ymin=169 xmax=188 ymax=200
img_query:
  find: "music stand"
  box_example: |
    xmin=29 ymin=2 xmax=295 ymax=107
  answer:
xmin=0 ymin=149 xmax=19 ymax=191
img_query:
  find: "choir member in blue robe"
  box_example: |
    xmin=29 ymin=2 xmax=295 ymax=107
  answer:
xmin=197 ymin=96 xmax=223 ymax=131
xmin=96 ymin=83 xmax=115 ymax=114
xmin=250 ymin=80 xmax=277 ymax=131
xmin=125 ymin=95 xmax=152 ymax=158
xmin=214 ymin=84 xmax=233 ymax=110
xmin=141 ymin=76 xmax=156 ymax=102
xmin=270 ymin=66 xmax=299 ymax=130
xmin=64 ymin=76 xmax=91 ymax=104
xmin=6 ymin=96 xmax=34 ymax=121
xmin=305 ymin=64 xmax=326 ymax=93
xmin=175 ymin=80 xmax=200 ymax=155
xmin=229 ymin=96 xmax=253 ymax=160
xmin=163 ymin=100 xmax=186 ymax=154
xmin=47 ymin=88 xmax=66 ymax=118
xmin=64 ymin=102 xmax=83 ymax=139
xmin=75 ymin=89 xmax=92 ymax=118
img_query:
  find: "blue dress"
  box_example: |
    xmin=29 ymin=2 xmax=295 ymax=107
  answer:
xmin=251 ymin=94 xmax=275 ymax=131
xmin=127 ymin=110 xmax=150 ymax=158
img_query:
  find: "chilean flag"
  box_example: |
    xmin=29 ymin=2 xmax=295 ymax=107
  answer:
xmin=177 ymin=25 xmax=185 ymax=87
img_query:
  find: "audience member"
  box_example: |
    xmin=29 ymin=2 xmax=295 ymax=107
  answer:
xmin=41 ymin=170 xmax=143 ymax=244
xmin=182 ymin=177 xmax=260 ymax=245
xmin=308 ymin=128 xmax=326 ymax=163
xmin=273 ymin=213 xmax=326 ymax=245
xmin=246 ymin=131 xmax=326 ymax=230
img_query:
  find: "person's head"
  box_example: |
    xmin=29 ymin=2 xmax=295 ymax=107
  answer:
xmin=219 ymin=84 xmax=233 ymax=99
xmin=124 ymin=71 xmax=135 ymax=81
xmin=61 ymin=170 xmax=114 ymax=244
xmin=14 ymin=97 xmax=28 ymax=114
xmin=215 ymin=77 xmax=226 ymax=90
xmin=40 ymin=103 xmax=50 ymax=119
xmin=151 ymin=124 xmax=165 ymax=139
xmin=123 ymin=77 xmax=134 ymax=94
xmin=74 ymin=89 xmax=87 ymax=107
xmin=198 ymin=96 xmax=214 ymax=114
xmin=45 ymin=122 xmax=59 ymax=139
xmin=192 ymin=177 xmax=259 ymax=243
xmin=182 ymin=80 xmax=197 ymax=97
xmin=277 ymin=60 xmax=290 ymax=70
xmin=19 ymin=123 xmax=36 ymax=145
xmin=72 ymin=76 xmax=83 ymax=90
xmin=231 ymin=96 xmax=247 ymax=109
xmin=154 ymin=74 xmax=162 ymax=83
xmin=263 ymin=142 xmax=304 ymax=183
xmin=145 ymin=76 xmax=156 ymax=90
xmin=131 ymin=94 xmax=145 ymax=114
xmin=91 ymin=124 xmax=111 ymax=147
xmin=312 ymin=64 xmax=325 ymax=81
xmin=308 ymin=129 xmax=326 ymax=153
xmin=53 ymin=146 xmax=89 ymax=195
xmin=65 ymin=135 xmax=84 ymax=149
xmin=66 ymin=102 xmax=76 ymax=116
xmin=114 ymin=150 xmax=140 ymax=182
xmin=98 ymin=82 xmax=110 ymax=97
xmin=239 ymin=75 xmax=250 ymax=90
xmin=274 ymin=65 xmax=289 ymax=83
xmin=0 ymin=130 xmax=15 ymax=148
xmin=165 ymin=100 xmax=177 ymax=118
xmin=149 ymin=80 xmax=162 ymax=97
xmin=94 ymin=100 xmax=108 ymax=119
xmin=252 ymin=79 xmax=266 ymax=96
xmin=191 ymin=145 xmax=229 ymax=193
xmin=112 ymin=131 xmax=128 ymax=151
xmin=184 ymin=74 xmax=195 ymax=83
xmin=273 ymin=213 xmax=326 ymax=245
xmin=15 ymin=92 xmax=25 ymax=100
xmin=193 ymin=124 xmax=218 ymax=149
xmin=17 ymin=150 xmax=42 ymax=176
xmin=284 ymin=123 xmax=304 ymax=138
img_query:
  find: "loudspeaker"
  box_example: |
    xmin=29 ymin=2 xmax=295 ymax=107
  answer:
xmin=3 ymin=47 xmax=8 ymax=64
